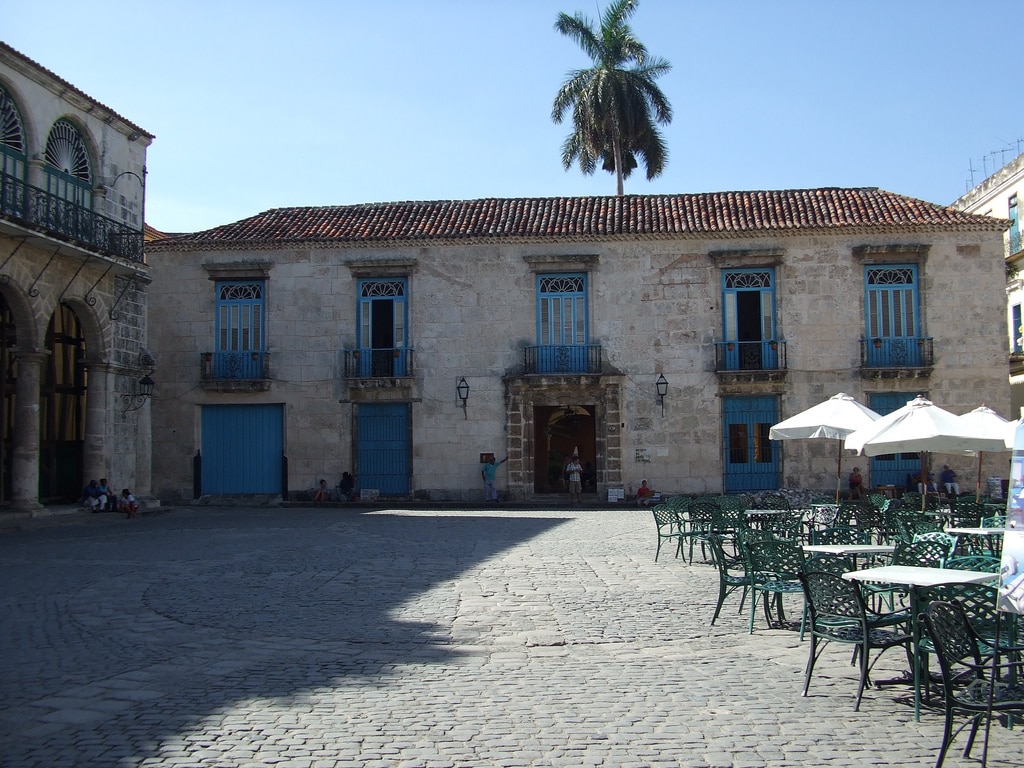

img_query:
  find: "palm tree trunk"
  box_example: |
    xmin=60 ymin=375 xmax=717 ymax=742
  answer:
xmin=613 ymin=137 xmax=624 ymax=196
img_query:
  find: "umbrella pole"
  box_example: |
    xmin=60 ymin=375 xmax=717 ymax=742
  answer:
xmin=976 ymin=451 xmax=983 ymax=503
xmin=921 ymin=451 xmax=927 ymax=512
xmin=835 ymin=440 xmax=842 ymax=504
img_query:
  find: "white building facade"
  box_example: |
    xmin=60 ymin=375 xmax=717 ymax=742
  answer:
xmin=953 ymin=153 xmax=1024 ymax=417
xmin=0 ymin=42 xmax=153 ymax=513
xmin=147 ymin=189 xmax=1009 ymax=502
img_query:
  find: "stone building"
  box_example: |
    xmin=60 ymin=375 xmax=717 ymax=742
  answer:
xmin=952 ymin=153 xmax=1024 ymax=417
xmin=147 ymin=188 xmax=1009 ymax=502
xmin=0 ymin=42 xmax=153 ymax=513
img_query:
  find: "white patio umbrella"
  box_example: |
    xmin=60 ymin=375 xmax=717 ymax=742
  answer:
xmin=957 ymin=405 xmax=1010 ymax=501
xmin=845 ymin=395 xmax=1008 ymax=509
xmin=769 ymin=393 xmax=881 ymax=503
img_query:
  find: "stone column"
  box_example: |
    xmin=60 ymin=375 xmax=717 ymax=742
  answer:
xmin=82 ymin=361 xmax=112 ymax=486
xmin=10 ymin=351 xmax=46 ymax=514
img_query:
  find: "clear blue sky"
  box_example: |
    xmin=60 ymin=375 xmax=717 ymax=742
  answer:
xmin=5 ymin=0 xmax=1022 ymax=233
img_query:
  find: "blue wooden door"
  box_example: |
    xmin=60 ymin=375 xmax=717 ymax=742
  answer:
xmin=536 ymin=274 xmax=588 ymax=373
xmin=722 ymin=396 xmax=779 ymax=492
xmin=722 ymin=269 xmax=776 ymax=371
xmin=201 ymin=404 xmax=283 ymax=493
xmin=865 ymin=266 xmax=921 ymax=367
xmin=357 ymin=403 xmax=410 ymax=495
xmin=867 ymin=393 xmax=919 ymax=489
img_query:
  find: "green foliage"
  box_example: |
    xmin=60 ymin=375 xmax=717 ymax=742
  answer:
xmin=551 ymin=0 xmax=673 ymax=195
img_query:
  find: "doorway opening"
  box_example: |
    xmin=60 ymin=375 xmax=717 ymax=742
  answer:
xmin=534 ymin=404 xmax=596 ymax=494
xmin=39 ymin=304 xmax=87 ymax=502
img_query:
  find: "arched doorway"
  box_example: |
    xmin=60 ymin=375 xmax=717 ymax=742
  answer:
xmin=534 ymin=404 xmax=596 ymax=494
xmin=39 ymin=304 xmax=87 ymax=502
xmin=0 ymin=293 xmax=16 ymax=505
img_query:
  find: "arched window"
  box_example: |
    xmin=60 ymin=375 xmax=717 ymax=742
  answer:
xmin=43 ymin=119 xmax=92 ymax=209
xmin=0 ymin=85 xmax=26 ymax=215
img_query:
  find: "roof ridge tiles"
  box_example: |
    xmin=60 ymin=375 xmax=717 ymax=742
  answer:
xmin=147 ymin=188 xmax=1007 ymax=249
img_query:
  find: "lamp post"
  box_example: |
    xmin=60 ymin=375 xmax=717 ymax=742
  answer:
xmin=656 ymin=374 xmax=668 ymax=417
xmin=457 ymin=377 xmax=469 ymax=419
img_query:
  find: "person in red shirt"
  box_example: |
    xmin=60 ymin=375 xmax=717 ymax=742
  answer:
xmin=637 ymin=479 xmax=655 ymax=506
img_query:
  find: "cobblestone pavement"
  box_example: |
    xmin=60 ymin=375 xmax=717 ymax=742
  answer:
xmin=0 ymin=505 xmax=1020 ymax=767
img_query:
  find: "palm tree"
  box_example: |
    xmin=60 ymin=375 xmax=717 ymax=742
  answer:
xmin=551 ymin=0 xmax=673 ymax=195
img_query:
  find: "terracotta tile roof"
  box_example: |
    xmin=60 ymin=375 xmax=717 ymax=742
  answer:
xmin=148 ymin=188 xmax=1007 ymax=251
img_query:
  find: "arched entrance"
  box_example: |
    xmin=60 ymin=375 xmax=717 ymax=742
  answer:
xmin=39 ymin=304 xmax=87 ymax=501
xmin=0 ymin=293 xmax=16 ymax=504
xmin=534 ymin=404 xmax=596 ymax=494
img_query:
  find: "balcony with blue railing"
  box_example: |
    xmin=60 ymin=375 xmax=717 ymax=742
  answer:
xmin=200 ymin=351 xmax=272 ymax=391
xmin=524 ymin=344 xmax=602 ymax=375
xmin=1010 ymin=230 xmax=1022 ymax=257
xmin=0 ymin=169 xmax=144 ymax=263
xmin=714 ymin=340 xmax=787 ymax=383
xmin=860 ymin=337 xmax=933 ymax=378
xmin=343 ymin=347 xmax=415 ymax=380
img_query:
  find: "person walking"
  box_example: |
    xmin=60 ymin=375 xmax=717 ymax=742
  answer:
xmin=481 ymin=455 xmax=508 ymax=502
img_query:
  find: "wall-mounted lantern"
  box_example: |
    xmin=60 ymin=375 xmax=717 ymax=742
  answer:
xmin=656 ymin=374 xmax=668 ymax=417
xmin=457 ymin=377 xmax=469 ymax=419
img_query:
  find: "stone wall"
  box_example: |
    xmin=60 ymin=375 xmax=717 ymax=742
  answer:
xmin=148 ymin=226 xmax=1010 ymax=501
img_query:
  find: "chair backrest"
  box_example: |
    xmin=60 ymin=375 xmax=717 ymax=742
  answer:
xmin=811 ymin=525 xmax=869 ymax=546
xmin=802 ymin=553 xmax=856 ymax=576
xmin=912 ymin=531 xmax=957 ymax=554
xmin=711 ymin=507 xmax=747 ymax=534
xmin=809 ymin=503 xmax=839 ymax=527
xmin=651 ymin=504 xmax=679 ymax=529
xmin=665 ymin=495 xmax=690 ymax=511
xmin=764 ymin=510 xmax=804 ymax=541
xmin=800 ymin=570 xmax=866 ymax=622
xmin=902 ymin=491 xmax=924 ymax=510
xmin=687 ymin=499 xmax=717 ymax=528
xmin=981 ymin=515 xmax=1007 ymax=529
xmin=714 ymin=495 xmax=746 ymax=513
xmin=854 ymin=505 xmax=885 ymax=530
xmin=916 ymin=583 xmax=1004 ymax=642
xmin=892 ymin=538 xmax=951 ymax=568
xmin=944 ymin=555 xmax=1000 ymax=572
xmin=908 ymin=520 xmax=944 ymax=537
xmin=866 ymin=493 xmax=887 ymax=511
xmin=737 ymin=527 xmax=775 ymax=551
xmin=747 ymin=538 xmax=805 ymax=579
xmin=707 ymin=533 xmax=745 ymax=579
xmin=919 ymin=600 xmax=985 ymax=686
xmin=758 ymin=493 xmax=791 ymax=510
xmin=949 ymin=500 xmax=984 ymax=528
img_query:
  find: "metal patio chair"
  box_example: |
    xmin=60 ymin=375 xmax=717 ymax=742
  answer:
xmin=919 ymin=600 xmax=1024 ymax=768
xmin=651 ymin=504 xmax=683 ymax=562
xmin=799 ymin=570 xmax=912 ymax=711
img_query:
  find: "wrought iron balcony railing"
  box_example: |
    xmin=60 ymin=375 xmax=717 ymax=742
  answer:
xmin=0 ymin=170 xmax=144 ymax=262
xmin=714 ymin=340 xmax=787 ymax=372
xmin=200 ymin=351 xmax=270 ymax=381
xmin=860 ymin=337 xmax=933 ymax=368
xmin=524 ymin=344 xmax=602 ymax=374
xmin=343 ymin=347 xmax=414 ymax=379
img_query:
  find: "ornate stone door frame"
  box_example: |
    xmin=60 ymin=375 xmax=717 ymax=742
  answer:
xmin=504 ymin=375 xmax=623 ymax=499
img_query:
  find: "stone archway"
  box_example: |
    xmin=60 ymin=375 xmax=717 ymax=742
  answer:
xmin=505 ymin=375 xmax=624 ymax=500
xmin=0 ymin=292 xmax=17 ymax=504
xmin=38 ymin=304 xmax=87 ymax=501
